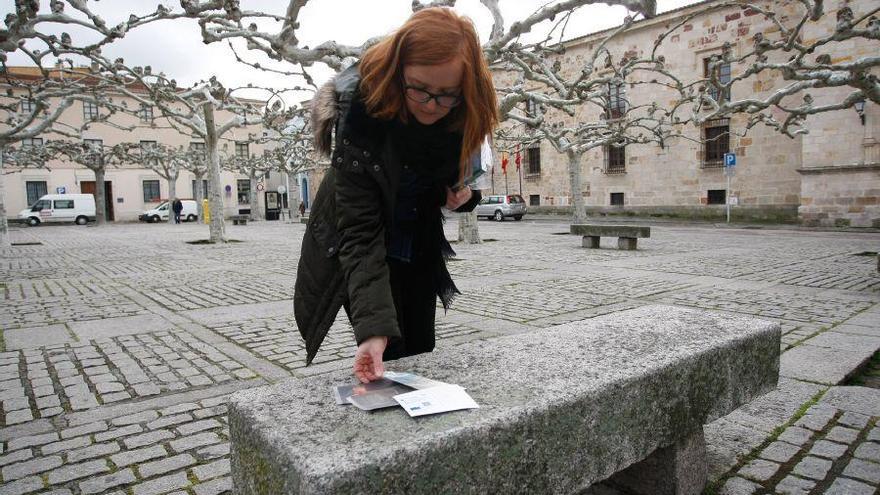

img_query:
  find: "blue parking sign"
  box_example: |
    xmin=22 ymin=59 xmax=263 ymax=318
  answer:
xmin=56 ymin=186 xmax=66 ymax=194
xmin=724 ymin=153 xmax=736 ymax=167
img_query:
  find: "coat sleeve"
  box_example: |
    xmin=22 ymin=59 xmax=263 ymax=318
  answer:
xmin=333 ymin=148 xmax=401 ymax=345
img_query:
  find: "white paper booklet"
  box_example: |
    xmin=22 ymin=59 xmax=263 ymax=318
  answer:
xmin=382 ymin=371 xmax=450 ymax=390
xmin=393 ymin=384 xmax=480 ymax=417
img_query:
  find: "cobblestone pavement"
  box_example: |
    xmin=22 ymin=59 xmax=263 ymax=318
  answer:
xmin=1 ymin=219 xmax=878 ymax=495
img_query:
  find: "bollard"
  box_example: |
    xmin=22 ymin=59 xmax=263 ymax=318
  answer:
xmin=203 ymin=199 xmax=210 ymax=224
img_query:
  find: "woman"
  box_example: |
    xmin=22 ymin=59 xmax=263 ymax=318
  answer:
xmin=294 ymin=7 xmax=498 ymax=383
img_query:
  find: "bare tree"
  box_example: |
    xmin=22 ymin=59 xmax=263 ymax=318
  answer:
xmin=0 ymin=1 xmax=190 ymax=244
xmin=174 ymin=0 xmax=658 ymax=240
xmin=48 ymin=139 xmax=129 ymax=224
xmin=117 ymin=142 xmax=195 ymax=224
xmin=493 ymin=0 xmax=879 ymax=221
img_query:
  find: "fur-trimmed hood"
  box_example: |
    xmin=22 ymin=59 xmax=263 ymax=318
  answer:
xmin=311 ymin=65 xmax=361 ymax=157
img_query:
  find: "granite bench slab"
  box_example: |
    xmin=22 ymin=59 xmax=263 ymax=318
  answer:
xmin=229 ymin=305 xmax=779 ymax=495
xmin=570 ymin=224 xmax=651 ymax=250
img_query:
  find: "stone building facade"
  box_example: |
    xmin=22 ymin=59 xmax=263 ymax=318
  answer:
xmin=491 ymin=0 xmax=879 ymax=227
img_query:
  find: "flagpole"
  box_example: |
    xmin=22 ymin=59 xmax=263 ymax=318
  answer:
xmin=517 ymin=145 xmax=523 ymax=196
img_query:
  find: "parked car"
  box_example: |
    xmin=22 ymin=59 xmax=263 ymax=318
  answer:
xmin=475 ymin=194 xmax=527 ymax=221
xmin=18 ymin=194 xmax=96 ymax=226
xmin=139 ymin=200 xmax=198 ymax=223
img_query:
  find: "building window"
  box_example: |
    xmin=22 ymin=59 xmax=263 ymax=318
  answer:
xmin=604 ymin=145 xmax=626 ymax=174
xmin=190 ymin=142 xmax=206 ymax=152
xmin=703 ymin=57 xmax=731 ymax=103
xmin=526 ymin=146 xmax=541 ymax=175
xmin=83 ymin=101 xmax=99 ymax=121
xmin=192 ymin=179 xmax=209 ymax=198
xmin=702 ymin=119 xmax=730 ymax=168
xmin=21 ymin=137 xmax=43 ymax=148
xmin=529 ymin=194 xmax=540 ymax=206
xmin=610 ymin=192 xmax=625 ymax=206
xmin=606 ymin=81 xmax=626 ymax=119
xmin=237 ymin=178 xmax=250 ymax=204
xmin=20 ymin=99 xmax=36 ymax=114
xmin=139 ymin=104 xmax=154 ymax=122
xmin=25 ymin=181 xmax=47 ymax=205
xmin=707 ymin=189 xmax=726 ymax=205
xmin=143 ymin=180 xmax=160 ymax=202
xmin=235 ymin=142 xmax=249 ymax=158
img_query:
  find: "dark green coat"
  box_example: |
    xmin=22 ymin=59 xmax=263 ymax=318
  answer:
xmin=294 ymin=67 xmax=481 ymax=365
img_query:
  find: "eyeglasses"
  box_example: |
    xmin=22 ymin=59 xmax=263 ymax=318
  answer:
xmin=404 ymin=86 xmax=462 ymax=108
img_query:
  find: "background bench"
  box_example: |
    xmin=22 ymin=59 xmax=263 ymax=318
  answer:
xmin=231 ymin=215 xmax=248 ymax=226
xmin=571 ymin=224 xmax=651 ymax=250
xmin=228 ymin=305 xmax=779 ymax=495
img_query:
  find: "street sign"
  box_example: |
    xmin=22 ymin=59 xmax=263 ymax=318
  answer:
xmin=723 ymin=166 xmax=736 ymax=177
xmin=724 ymin=152 xmax=736 ymax=167
xmin=56 ymin=186 xmax=66 ymax=194
xmin=276 ymin=185 xmax=287 ymax=195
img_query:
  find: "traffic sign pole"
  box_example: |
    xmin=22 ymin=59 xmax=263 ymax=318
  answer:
xmin=723 ymin=153 xmax=736 ymax=224
xmin=726 ymin=174 xmax=731 ymax=223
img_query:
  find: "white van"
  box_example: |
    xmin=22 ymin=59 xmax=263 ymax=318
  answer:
xmin=139 ymin=199 xmax=198 ymax=223
xmin=18 ymin=194 xmax=96 ymax=226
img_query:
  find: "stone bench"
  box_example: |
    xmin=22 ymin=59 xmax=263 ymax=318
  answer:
xmin=231 ymin=215 xmax=248 ymax=226
xmin=571 ymin=224 xmax=651 ymax=250
xmin=229 ymin=305 xmax=779 ymax=495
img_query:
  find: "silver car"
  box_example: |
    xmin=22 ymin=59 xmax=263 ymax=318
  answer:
xmin=475 ymin=194 xmax=527 ymax=221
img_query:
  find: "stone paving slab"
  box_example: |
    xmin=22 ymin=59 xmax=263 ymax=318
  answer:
xmin=3 ymin=325 xmax=74 ymax=351
xmin=780 ymin=343 xmax=878 ymax=385
xmin=67 ymin=314 xmax=178 ymax=341
xmin=1 ymin=220 xmax=878 ymax=495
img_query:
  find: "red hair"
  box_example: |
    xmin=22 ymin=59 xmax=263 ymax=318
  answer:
xmin=359 ymin=7 xmax=499 ymax=182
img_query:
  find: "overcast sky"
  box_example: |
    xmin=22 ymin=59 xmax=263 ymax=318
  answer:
xmin=4 ymin=0 xmax=695 ymax=104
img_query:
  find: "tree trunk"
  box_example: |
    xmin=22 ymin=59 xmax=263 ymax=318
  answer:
xmin=457 ymin=210 xmax=481 ymax=244
xmin=203 ymin=104 xmax=227 ymax=243
xmin=0 ymin=147 xmax=9 ymax=247
xmin=94 ymin=164 xmax=107 ymax=226
xmin=167 ymin=174 xmax=177 ymax=225
xmin=194 ymin=171 xmax=205 ymax=221
xmin=248 ymin=170 xmax=259 ymax=222
xmin=567 ymin=150 xmax=588 ymax=224
xmin=286 ymin=171 xmax=298 ymax=220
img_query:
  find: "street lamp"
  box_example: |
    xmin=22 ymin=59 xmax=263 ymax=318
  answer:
xmin=854 ymin=100 xmax=866 ymax=125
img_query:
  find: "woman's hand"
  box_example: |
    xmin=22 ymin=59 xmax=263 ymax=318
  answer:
xmin=353 ymin=336 xmax=388 ymax=383
xmin=445 ymin=187 xmax=472 ymax=210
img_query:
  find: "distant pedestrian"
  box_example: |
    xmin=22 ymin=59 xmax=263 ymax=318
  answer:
xmin=298 ymin=201 xmax=306 ymax=217
xmin=172 ymin=198 xmax=183 ymax=224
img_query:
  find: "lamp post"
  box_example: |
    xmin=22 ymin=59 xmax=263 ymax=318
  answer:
xmin=854 ymin=100 xmax=866 ymax=126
